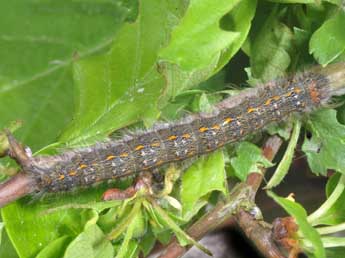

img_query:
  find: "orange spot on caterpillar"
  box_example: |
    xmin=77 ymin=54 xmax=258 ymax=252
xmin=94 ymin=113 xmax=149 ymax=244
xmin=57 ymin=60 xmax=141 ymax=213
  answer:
xmin=223 ymin=117 xmax=232 ymax=125
xmin=211 ymin=124 xmax=220 ymax=130
xmin=285 ymin=91 xmax=293 ymax=97
xmin=106 ymin=155 xmax=116 ymax=161
xmin=58 ymin=174 xmax=65 ymax=180
xmin=44 ymin=178 xmax=52 ymax=185
xmin=134 ymin=145 xmax=145 ymax=151
xmin=308 ymin=82 xmax=320 ymax=103
xmin=264 ymin=98 xmax=272 ymax=105
xmin=217 ymin=141 xmax=225 ymax=147
xmin=273 ymin=96 xmax=280 ymax=101
xmin=151 ymin=142 xmax=160 ymax=147
xmin=294 ymin=87 xmax=302 ymax=94
xmin=199 ymin=127 xmax=208 ymax=132
xmin=247 ymin=107 xmax=256 ymax=113
xmin=182 ymin=133 xmax=191 ymax=138
xmin=120 ymin=153 xmax=128 ymax=157
xmin=168 ymin=135 xmax=177 ymax=141
xmin=69 ymin=170 xmax=77 ymax=176
xmin=79 ymin=164 xmax=88 ymax=169
xmin=156 ymin=160 xmax=164 ymax=166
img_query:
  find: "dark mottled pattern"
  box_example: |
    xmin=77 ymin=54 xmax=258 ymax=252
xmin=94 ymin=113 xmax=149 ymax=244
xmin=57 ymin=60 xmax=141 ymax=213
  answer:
xmin=23 ymin=72 xmax=330 ymax=192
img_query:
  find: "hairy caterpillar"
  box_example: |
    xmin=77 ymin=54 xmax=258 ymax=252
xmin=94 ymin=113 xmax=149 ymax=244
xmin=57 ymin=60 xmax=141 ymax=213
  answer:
xmin=4 ymin=63 xmax=345 ymax=195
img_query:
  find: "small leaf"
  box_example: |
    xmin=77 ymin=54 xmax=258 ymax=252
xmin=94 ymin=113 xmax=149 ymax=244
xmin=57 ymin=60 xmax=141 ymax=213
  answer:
xmin=0 ymin=1 xmax=131 ymax=151
xmin=147 ymin=199 xmax=211 ymax=255
xmin=231 ymin=142 xmax=273 ymax=182
xmin=64 ymin=224 xmax=113 ymax=258
xmin=60 ymin=0 xmax=176 ymax=146
xmin=157 ymin=0 xmax=257 ymax=103
xmin=139 ymin=229 xmax=156 ymax=256
xmin=181 ymin=150 xmax=226 ymax=218
xmin=0 ymin=223 xmax=18 ymax=258
xmin=0 ymin=222 xmax=4 ymax=246
xmin=268 ymin=191 xmax=325 ymax=258
xmin=214 ymin=0 xmax=257 ymax=72
xmin=36 ymin=236 xmax=71 ymax=258
xmin=160 ymin=0 xmax=242 ymax=70
xmin=266 ymin=0 xmax=316 ymax=3
xmin=310 ymin=11 xmax=345 ymax=66
xmin=108 ymin=200 xmax=143 ymax=240
xmin=115 ymin=224 xmax=139 ymax=258
xmin=266 ymin=120 xmax=301 ymax=189
xmin=302 ymin=109 xmax=345 ymax=175
xmin=265 ymin=121 xmax=291 ymax=140
xmin=249 ymin=8 xmax=293 ymax=81
xmin=324 ymin=247 xmax=345 ymax=258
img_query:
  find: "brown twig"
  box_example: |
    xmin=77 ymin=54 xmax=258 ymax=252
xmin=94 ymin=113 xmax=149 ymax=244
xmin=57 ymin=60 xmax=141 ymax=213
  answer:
xmin=246 ymin=135 xmax=283 ymax=193
xmin=236 ymin=210 xmax=285 ymax=258
xmin=157 ymin=135 xmax=284 ymax=258
xmin=0 ymin=173 xmax=36 ymax=207
xmin=234 ymin=136 xmax=285 ymax=258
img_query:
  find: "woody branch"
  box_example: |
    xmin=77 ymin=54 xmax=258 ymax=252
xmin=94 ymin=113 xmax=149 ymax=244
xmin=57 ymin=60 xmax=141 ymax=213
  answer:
xmin=157 ymin=135 xmax=285 ymax=258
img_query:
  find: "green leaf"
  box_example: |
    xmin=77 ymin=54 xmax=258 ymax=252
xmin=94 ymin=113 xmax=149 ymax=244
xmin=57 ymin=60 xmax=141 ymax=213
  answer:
xmin=214 ymin=0 xmax=257 ymax=72
xmin=64 ymin=224 xmax=113 ymax=258
xmin=268 ymin=191 xmax=325 ymax=258
xmin=265 ymin=0 xmax=316 ymax=3
xmin=60 ymin=0 xmax=181 ymax=146
xmin=146 ymin=199 xmax=211 ymax=255
xmin=36 ymin=236 xmax=71 ymax=258
xmin=324 ymin=247 xmax=345 ymax=258
xmin=0 ymin=222 xmax=4 ymax=247
xmin=2 ymin=186 xmax=112 ymax=258
xmin=115 ymin=240 xmax=139 ymax=258
xmin=310 ymin=11 xmax=345 ymax=66
xmin=1 ymin=2 xmax=135 ymax=253
xmin=138 ymin=229 xmax=156 ymax=256
xmin=158 ymin=0 xmax=257 ymax=107
xmin=249 ymin=7 xmax=293 ymax=81
xmin=160 ymin=0 xmax=241 ymax=70
xmin=305 ymin=237 xmax=345 ymax=256
xmin=1 ymin=2 xmax=185 ymax=257
xmin=231 ymin=142 xmax=273 ymax=182
xmin=265 ymin=121 xmax=291 ymax=140
xmin=160 ymin=0 xmax=256 ymax=71
xmin=181 ymin=150 xmax=226 ymax=219
xmin=302 ymin=109 xmax=345 ymax=175
xmin=323 ymin=0 xmax=343 ymax=6
xmin=0 ymin=224 xmax=18 ymax=258
xmin=266 ymin=120 xmax=301 ymax=189
xmin=308 ymin=173 xmax=345 ymax=225
xmin=0 ymin=0 xmax=132 ymax=151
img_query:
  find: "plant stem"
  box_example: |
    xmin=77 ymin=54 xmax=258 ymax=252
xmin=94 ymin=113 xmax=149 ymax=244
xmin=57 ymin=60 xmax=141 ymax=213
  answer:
xmin=108 ymin=199 xmax=142 ymax=240
xmin=302 ymin=237 xmax=345 ymax=249
xmin=317 ymin=222 xmax=345 ymax=235
xmin=308 ymin=174 xmax=345 ymax=225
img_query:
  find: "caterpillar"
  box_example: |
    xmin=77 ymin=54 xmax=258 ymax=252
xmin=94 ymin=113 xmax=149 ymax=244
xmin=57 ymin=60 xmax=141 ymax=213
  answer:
xmin=3 ymin=63 xmax=345 ymax=198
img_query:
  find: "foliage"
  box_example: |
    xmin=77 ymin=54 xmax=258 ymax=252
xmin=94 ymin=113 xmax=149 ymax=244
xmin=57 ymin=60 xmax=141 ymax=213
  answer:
xmin=1 ymin=0 xmax=345 ymax=257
